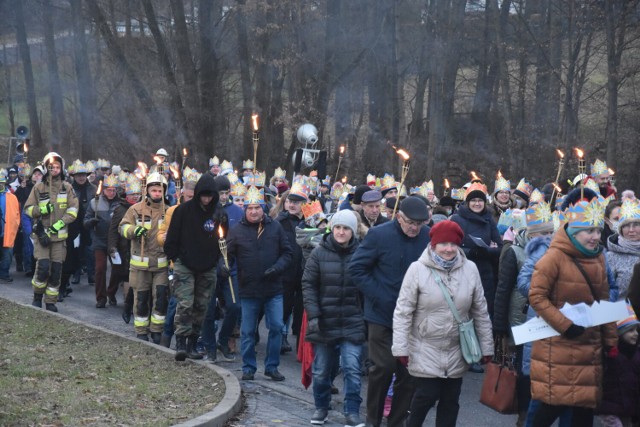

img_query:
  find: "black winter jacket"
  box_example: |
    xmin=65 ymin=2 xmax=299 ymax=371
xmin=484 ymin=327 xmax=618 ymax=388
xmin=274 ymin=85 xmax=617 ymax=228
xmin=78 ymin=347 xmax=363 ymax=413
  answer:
xmin=493 ymin=229 xmax=528 ymax=334
xmin=164 ymin=173 xmax=226 ymax=273
xmin=276 ymin=211 xmax=306 ymax=286
xmin=302 ymin=233 xmax=365 ymax=345
xmin=84 ymin=195 xmax=120 ymax=251
xmin=227 ymin=212 xmax=293 ymax=298
xmin=108 ymin=198 xmax=133 ymax=273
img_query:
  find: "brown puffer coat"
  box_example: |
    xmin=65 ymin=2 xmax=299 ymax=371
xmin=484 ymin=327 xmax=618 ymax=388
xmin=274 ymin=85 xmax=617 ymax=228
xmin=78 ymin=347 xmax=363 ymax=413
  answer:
xmin=529 ymin=226 xmax=617 ymax=408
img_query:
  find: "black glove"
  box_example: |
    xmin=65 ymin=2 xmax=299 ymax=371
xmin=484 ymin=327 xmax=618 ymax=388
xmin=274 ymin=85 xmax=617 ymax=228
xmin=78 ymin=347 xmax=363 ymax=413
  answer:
xmin=307 ymin=318 xmax=320 ymax=335
xmin=87 ymin=218 xmax=100 ymax=228
xmin=219 ymin=264 xmax=230 ymax=279
xmin=263 ymin=267 xmax=277 ymax=279
xmin=38 ymin=233 xmax=50 ymax=248
xmin=563 ymin=324 xmax=585 ymax=339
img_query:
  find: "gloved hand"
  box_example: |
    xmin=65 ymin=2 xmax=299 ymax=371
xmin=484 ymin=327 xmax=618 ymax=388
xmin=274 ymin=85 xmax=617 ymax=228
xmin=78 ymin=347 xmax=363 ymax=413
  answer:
xmin=480 ymin=355 xmax=493 ymax=365
xmin=563 ymin=323 xmax=585 ymax=339
xmin=263 ymin=267 xmax=277 ymax=279
xmin=47 ymin=219 xmax=66 ymax=234
xmin=219 ymin=264 xmax=230 ymax=279
xmin=134 ymin=226 xmax=147 ymax=238
xmin=397 ymin=356 xmax=409 ymax=367
xmin=38 ymin=233 xmax=50 ymax=247
xmin=40 ymin=202 xmax=54 ymax=216
xmin=307 ymin=318 xmax=320 ymax=335
xmin=605 ymin=346 xmax=619 ymax=359
xmin=87 ymin=218 xmax=100 ymax=228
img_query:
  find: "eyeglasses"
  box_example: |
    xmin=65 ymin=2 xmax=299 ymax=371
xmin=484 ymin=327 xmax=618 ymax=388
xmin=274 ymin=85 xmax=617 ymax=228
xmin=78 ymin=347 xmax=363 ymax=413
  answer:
xmin=623 ymin=222 xmax=640 ymax=229
xmin=398 ymin=213 xmax=423 ymax=227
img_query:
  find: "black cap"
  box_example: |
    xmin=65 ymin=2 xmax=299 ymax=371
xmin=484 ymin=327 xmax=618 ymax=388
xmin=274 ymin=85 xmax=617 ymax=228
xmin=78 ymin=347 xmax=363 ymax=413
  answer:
xmin=399 ymin=197 xmax=430 ymax=221
xmin=409 ymin=194 xmax=432 ymax=209
xmin=385 ymin=197 xmax=397 ymax=209
xmin=353 ymin=185 xmax=372 ymax=205
xmin=439 ymin=196 xmax=457 ymax=208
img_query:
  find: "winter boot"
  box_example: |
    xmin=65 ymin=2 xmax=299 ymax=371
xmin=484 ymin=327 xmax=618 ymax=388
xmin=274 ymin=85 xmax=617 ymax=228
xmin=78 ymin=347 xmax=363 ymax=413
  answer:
xmin=280 ymin=334 xmax=292 ymax=354
xmin=150 ymin=332 xmax=162 ymax=345
xmin=45 ymin=303 xmax=58 ymax=312
xmin=122 ymin=287 xmax=134 ymax=324
xmin=175 ymin=335 xmax=188 ymax=361
xmin=32 ymin=293 xmax=43 ymax=308
xmin=159 ymin=334 xmax=172 ymax=348
xmin=187 ymin=335 xmax=203 ymax=360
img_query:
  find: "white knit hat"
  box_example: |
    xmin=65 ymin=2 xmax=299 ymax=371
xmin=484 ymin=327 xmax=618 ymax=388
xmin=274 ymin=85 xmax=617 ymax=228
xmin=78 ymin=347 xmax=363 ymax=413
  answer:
xmin=329 ymin=210 xmax=358 ymax=235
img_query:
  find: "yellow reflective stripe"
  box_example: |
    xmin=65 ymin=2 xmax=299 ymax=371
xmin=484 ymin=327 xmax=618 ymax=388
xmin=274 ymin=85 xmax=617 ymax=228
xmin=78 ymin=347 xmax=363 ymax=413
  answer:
xmin=121 ymin=224 xmax=132 ymax=237
xmin=66 ymin=207 xmax=78 ymax=218
xmin=134 ymin=317 xmax=149 ymax=327
xmin=26 ymin=206 xmax=35 ymax=217
xmin=150 ymin=314 xmax=165 ymax=325
xmin=57 ymin=230 xmax=68 ymax=239
xmin=130 ymin=255 xmax=149 ymax=268
xmin=45 ymin=287 xmax=59 ymax=296
xmin=38 ymin=201 xmax=48 ymax=208
xmin=32 ymin=279 xmax=46 ymax=289
xmin=56 ymin=194 xmax=68 ymax=202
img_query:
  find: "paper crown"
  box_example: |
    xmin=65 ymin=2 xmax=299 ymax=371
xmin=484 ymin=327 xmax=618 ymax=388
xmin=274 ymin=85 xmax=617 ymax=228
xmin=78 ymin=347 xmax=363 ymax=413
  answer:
xmin=289 ymin=181 xmax=310 ymax=201
xmin=243 ymin=171 xmax=266 ymax=187
xmin=425 ymin=180 xmax=434 ymax=193
xmin=451 ymin=188 xmax=464 ymax=201
xmin=591 ymin=159 xmax=609 ymax=177
xmin=498 ymin=208 xmax=526 ymax=231
xmin=617 ymin=303 xmax=640 ymax=332
xmin=530 ymin=188 xmax=545 ymax=204
xmin=308 ymin=176 xmax=319 ymax=194
xmin=526 ymin=202 xmax=553 ymax=227
xmin=0 ymin=168 xmax=7 ymax=183
xmin=619 ymin=199 xmax=640 ymax=228
xmin=70 ymin=159 xmax=88 ymax=174
xmin=321 ymin=175 xmax=331 ymax=187
xmin=380 ymin=173 xmax=397 ymax=192
xmin=242 ymin=159 xmax=254 ymax=170
xmin=464 ymin=182 xmax=488 ymax=200
xmin=96 ymin=158 xmax=111 ymax=169
xmin=331 ymin=183 xmax=344 ymax=200
xmin=584 ymin=178 xmax=601 ymax=195
xmin=85 ymin=160 xmax=96 ymax=173
xmin=245 ymin=185 xmax=264 ymax=205
xmin=103 ymin=174 xmax=119 ymax=188
xmin=182 ymin=166 xmax=201 ymax=184
xmin=552 ymin=210 xmax=566 ymax=232
xmin=566 ymin=197 xmax=604 ymax=229
xmin=220 ymin=160 xmax=234 ymax=175
xmin=209 ymin=156 xmax=220 ymax=167
xmin=20 ymin=164 xmax=32 ymax=177
xmin=226 ymin=172 xmax=240 ymax=185
xmin=515 ymin=178 xmax=534 ymax=198
xmin=366 ymin=174 xmax=376 ymax=186
xmin=231 ymin=180 xmax=247 ymax=197
xmin=118 ymin=170 xmax=129 ymax=184
xmin=125 ymin=174 xmax=142 ymax=195
xmin=273 ymin=167 xmax=286 ymax=180
xmin=494 ymin=175 xmax=510 ymax=194
xmin=301 ymin=200 xmax=323 ymax=219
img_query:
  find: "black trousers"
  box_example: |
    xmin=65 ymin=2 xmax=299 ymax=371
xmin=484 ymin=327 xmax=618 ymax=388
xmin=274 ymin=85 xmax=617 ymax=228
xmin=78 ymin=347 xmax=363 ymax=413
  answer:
xmin=365 ymin=323 xmax=415 ymax=427
xmin=408 ymin=377 xmax=463 ymax=427
xmin=532 ymin=402 xmax=593 ymax=427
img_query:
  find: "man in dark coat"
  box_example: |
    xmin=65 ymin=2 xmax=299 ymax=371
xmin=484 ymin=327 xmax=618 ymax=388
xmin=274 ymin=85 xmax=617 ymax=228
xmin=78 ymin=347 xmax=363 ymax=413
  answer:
xmin=227 ymin=186 xmax=293 ymax=381
xmin=349 ymin=197 xmax=431 ymax=427
xmin=359 ymin=190 xmax=389 ymax=229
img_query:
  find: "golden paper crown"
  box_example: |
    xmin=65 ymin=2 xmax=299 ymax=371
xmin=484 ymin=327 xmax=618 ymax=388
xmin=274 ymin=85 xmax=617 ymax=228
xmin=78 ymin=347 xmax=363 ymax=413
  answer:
xmin=566 ymin=197 xmax=604 ymax=229
xmin=494 ymin=175 xmax=510 ymax=194
xmin=242 ymin=159 xmax=254 ymax=170
xmin=183 ymin=166 xmax=202 ymax=184
xmin=118 ymin=170 xmax=129 ymax=183
xmin=289 ymin=181 xmax=310 ymax=201
xmin=381 ymin=173 xmax=396 ymax=191
xmin=70 ymin=159 xmax=88 ymax=174
xmin=125 ymin=174 xmax=142 ymax=195
xmin=209 ymin=156 xmax=220 ymax=167
xmin=245 ymin=185 xmax=264 ymax=205
xmin=529 ymin=188 xmax=545 ymax=204
xmin=103 ymin=174 xmax=119 ymax=188
xmin=591 ymin=159 xmax=609 ymax=177
xmin=231 ymin=181 xmax=247 ymax=197
xmin=273 ymin=167 xmax=286 ymax=179
xmin=584 ymin=178 xmax=601 ymax=195
xmin=220 ymin=160 xmax=234 ymax=175
xmin=526 ymin=201 xmax=552 ymax=227
xmin=226 ymin=172 xmax=240 ymax=185
xmin=96 ymin=158 xmax=111 ymax=169
xmin=21 ymin=163 xmax=32 ymax=177
xmin=619 ymin=199 xmax=640 ymax=227
xmin=254 ymin=171 xmax=266 ymax=187
xmin=0 ymin=168 xmax=7 ymax=183
xmin=366 ymin=174 xmax=376 ymax=186
xmin=85 ymin=160 xmax=96 ymax=173
xmin=514 ymin=178 xmax=533 ymax=198
xmin=425 ymin=180 xmax=434 ymax=193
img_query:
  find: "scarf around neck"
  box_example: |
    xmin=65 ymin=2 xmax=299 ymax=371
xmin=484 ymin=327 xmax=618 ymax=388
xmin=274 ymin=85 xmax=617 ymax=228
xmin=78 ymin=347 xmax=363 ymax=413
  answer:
xmin=618 ymin=235 xmax=640 ymax=252
xmin=431 ymin=248 xmax=458 ymax=270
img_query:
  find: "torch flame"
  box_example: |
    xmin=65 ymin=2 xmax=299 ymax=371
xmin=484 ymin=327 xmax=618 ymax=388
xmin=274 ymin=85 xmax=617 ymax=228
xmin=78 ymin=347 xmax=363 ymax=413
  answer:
xmin=575 ymin=148 xmax=584 ymax=158
xmin=96 ymin=180 xmax=103 ymax=194
xmin=556 ymin=149 xmax=565 ymax=158
xmin=137 ymin=161 xmax=148 ymax=176
xmin=553 ymin=183 xmax=562 ymax=192
xmin=153 ymin=155 xmax=163 ymax=165
xmin=24 ymin=143 xmax=29 ymax=154
xmin=497 ymin=170 xmax=502 ymax=179
xmin=169 ymin=165 xmax=180 ymax=180
xmin=471 ymin=171 xmax=479 ymax=181
xmin=252 ymin=114 xmax=259 ymax=131
xmin=339 ymin=145 xmax=345 ymax=154
xmin=342 ymin=176 xmax=347 ymax=183
xmin=608 ymin=168 xmax=615 ymax=176
xmin=183 ymin=148 xmax=188 ymax=157
xmin=444 ymin=179 xmax=450 ymax=189
xmin=396 ymin=149 xmax=410 ymax=161
xmin=218 ymin=225 xmax=224 ymax=239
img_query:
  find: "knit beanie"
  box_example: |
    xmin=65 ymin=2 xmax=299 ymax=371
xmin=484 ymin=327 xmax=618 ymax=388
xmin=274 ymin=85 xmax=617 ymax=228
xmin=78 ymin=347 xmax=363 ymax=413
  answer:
xmin=329 ymin=210 xmax=358 ymax=236
xmin=429 ymin=220 xmax=464 ymax=247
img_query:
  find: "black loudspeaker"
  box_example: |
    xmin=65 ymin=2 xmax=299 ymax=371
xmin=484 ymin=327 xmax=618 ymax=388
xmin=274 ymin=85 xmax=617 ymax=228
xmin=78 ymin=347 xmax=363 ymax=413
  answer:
xmin=317 ymin=151 xmax=327 ymax=178
xmin=294 ymin=148 xmax=304 ymax=173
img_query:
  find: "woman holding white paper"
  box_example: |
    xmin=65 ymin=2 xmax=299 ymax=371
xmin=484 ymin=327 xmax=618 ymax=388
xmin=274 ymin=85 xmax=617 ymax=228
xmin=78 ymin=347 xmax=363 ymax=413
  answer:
xmin=528 ymin=189 xmax=618 ymax=427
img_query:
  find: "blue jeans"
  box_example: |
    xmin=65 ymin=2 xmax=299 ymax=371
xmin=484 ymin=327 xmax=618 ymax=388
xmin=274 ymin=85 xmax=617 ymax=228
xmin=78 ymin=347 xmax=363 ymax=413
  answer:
xmin=162 ymin=296 xmax=177 ymax=338
xmin=526 ymin=400 xmax=572 ymax=427
xmin=312 ymin=340 xmax=363 ymax=415
xmin=240 ymin=294 xmax=283 ymax=374
xmin=21 ymin=214 xmax=33 ymax=272
xmin=217 ymin=274 xmax=240 ymax=348
xmin=0 ymin=246 xmax=13 ymax=279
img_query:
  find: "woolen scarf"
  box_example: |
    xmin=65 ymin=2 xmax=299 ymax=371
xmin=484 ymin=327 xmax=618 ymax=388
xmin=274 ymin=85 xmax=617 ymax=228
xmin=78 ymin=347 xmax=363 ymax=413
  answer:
xmin=431 ymin=248 xmax=458 ymax=270
xmin=618 ymin=235 xmax=640 ymax=252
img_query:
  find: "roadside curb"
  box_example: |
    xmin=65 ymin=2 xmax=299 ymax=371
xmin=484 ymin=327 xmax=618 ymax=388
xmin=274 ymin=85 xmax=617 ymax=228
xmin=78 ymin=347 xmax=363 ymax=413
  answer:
xmin=14 ymin=299 xmax=243 ymax=427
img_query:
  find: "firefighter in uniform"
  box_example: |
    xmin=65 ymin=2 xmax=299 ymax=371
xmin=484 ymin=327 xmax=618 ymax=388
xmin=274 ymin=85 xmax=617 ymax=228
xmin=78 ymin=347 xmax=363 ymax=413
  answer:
xmin=119 ymin=172 xmax=169 ymax=343
xmin=24 ymin=152 xmax=79 ymax=312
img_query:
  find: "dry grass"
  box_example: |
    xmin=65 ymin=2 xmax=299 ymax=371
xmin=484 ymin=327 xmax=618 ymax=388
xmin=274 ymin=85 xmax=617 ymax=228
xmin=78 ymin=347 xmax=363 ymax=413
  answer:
xmin=0 ymin=299 xmax=224 ymax=427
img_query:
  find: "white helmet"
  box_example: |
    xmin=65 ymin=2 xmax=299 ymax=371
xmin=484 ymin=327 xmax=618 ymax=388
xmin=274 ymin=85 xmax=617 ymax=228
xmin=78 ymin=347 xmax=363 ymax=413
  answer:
xmin=146 ymin=172 xmax=168 ymax=188
xmin=572 ymin=174 xmax=588 ymax=186
xmin=156 ymin=148 xmax=168 ymax=157
xmin=42 ymin=152 xmax=66 ymax=174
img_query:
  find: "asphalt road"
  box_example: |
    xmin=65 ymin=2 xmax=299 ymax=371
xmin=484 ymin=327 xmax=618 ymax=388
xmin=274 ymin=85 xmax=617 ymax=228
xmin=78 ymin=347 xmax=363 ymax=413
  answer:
xmin=0 ymin=266 xmax=520 ymax=427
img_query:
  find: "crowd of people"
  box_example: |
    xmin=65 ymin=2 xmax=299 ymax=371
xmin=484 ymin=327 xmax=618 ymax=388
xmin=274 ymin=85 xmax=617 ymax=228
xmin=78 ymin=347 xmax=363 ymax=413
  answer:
xmin=3 ymin=148 xmax=640 ymax=427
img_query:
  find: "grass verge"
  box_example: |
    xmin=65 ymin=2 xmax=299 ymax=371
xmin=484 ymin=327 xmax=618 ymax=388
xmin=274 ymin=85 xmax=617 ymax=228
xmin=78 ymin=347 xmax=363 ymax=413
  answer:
xmin=0 ymin=298 xmax=224 ymax=426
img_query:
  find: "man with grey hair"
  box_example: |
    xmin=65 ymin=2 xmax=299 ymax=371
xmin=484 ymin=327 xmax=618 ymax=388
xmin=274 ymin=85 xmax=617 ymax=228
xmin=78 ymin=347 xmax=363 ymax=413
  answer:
xmin=621 ymin=189 xmax=637 ymax=202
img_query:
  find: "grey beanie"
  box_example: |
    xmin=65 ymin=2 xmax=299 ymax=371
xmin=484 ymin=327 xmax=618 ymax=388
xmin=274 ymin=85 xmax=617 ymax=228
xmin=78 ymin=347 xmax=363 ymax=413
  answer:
xmin=330 ymin=210 xmax=358 ymax=235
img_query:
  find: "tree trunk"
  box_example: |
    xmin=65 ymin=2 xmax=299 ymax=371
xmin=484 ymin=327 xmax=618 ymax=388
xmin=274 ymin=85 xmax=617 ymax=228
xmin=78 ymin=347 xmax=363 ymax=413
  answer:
xmin=232 ymin=0 xmax=254 ymax=164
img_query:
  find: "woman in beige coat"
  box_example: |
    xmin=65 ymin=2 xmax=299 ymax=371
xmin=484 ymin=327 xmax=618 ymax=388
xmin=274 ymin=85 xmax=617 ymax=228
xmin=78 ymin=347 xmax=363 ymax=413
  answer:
xmin=392 ymin=220 xmax=494 ymax=427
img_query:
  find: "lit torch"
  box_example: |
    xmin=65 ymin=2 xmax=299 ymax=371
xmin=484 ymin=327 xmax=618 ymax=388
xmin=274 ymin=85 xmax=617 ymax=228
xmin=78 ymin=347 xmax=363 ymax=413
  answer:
xmin=170 ymin=165 xmax=181 ymax=205
xmin=334 ymin=144 xmax=346 ymax=183
xmin=218 ymin=226 xmax=236 ymax=303
xmin=181 ymin=148 xmax=188 ymax=173
xmin=470 ymin=171 xmax=480 ymax=182
xmin=392 ymin=148 xmax=411 ymax=218
xmin=23 ymin=142 xmax=29 ymax=164
xmin=252 ymin=114 xmax=259 ymax=174
xmin=608 ymin=168 xmax=616 ymax=187
xmin=94 ymin=180 xmax=103 ymax=220
xmin=575 ymin=148 xmax=585 ymax=199
xmin=444 ymin=178 xmax=450 ymax=196
xmin=341 ymin=176 xmax=347 ymax=184
xmin=551 ymin=149 xmax=565 ymax=203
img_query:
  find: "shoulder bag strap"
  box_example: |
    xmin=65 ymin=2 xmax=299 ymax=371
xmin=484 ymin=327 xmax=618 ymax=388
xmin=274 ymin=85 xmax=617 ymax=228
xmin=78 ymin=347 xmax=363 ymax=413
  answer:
xmin=570 ymin=256 xmax=600 ymax=302
xmin=430 ymin=267 xmax=463 ymax=324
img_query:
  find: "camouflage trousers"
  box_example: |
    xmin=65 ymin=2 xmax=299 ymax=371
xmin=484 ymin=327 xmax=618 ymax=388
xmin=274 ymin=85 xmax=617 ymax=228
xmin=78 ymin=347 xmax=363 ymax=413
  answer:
xmin=129 ymin=268 xmax=169 ymax=335
xmin=32 ymin=240 xmax=66 ymax=304
xmin=172 ymin=259 xmax=216 ymax=337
